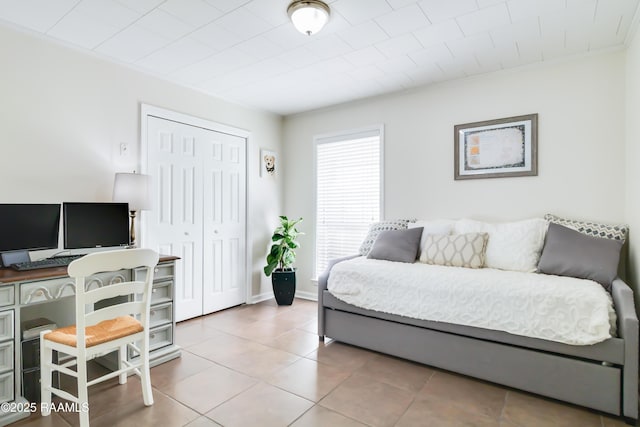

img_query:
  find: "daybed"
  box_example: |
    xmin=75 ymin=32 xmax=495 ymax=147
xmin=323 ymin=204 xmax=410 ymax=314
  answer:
xmin=317 ymin=216 xmax=639 ymax=422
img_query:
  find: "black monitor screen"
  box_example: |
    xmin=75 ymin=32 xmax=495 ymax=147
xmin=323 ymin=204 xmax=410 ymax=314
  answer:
xmin=0 ymin=204 xmax=61 ymax=252
xmin=63 ymin=203 xmax=130 ymax=249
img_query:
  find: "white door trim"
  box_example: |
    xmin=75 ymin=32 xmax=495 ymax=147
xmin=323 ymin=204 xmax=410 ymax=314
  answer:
xmin=140 ymin=103 xmax=252 ymax=306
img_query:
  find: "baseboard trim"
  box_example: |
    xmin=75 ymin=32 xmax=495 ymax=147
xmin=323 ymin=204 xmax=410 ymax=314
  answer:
xmin=248 ymin=290 xmax=317 ymax=304
xmin=248 ymin=292 xmax=274 ymax=304
xmin=295 ymin=291 xmax=317 ymax=301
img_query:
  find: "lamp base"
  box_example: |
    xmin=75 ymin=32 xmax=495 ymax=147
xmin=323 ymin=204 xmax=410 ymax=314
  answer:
xmin=129 ymin=210 xmax=137 ymax=247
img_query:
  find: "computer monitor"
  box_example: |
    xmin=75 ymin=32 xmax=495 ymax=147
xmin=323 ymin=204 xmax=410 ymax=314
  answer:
xmin=63 ymin=202 xmax=130 ymax=249
xmin=0 ymin=204 xmax=61 ymax=266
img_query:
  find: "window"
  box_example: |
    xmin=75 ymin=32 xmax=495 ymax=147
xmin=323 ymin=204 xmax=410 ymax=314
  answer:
xmin=315 ymin=126 xmax=383 ymax=278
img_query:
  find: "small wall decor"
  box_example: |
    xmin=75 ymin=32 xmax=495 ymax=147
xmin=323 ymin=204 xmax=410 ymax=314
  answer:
xmin=454 ymin=114 xmax=538 ymax=180
xmin=261 ymin=149 xmax=277 ymax=177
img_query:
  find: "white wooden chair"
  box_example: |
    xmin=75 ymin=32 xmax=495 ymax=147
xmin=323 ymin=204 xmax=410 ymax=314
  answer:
xmin=39 ymin=248 xmax=160 ymax=427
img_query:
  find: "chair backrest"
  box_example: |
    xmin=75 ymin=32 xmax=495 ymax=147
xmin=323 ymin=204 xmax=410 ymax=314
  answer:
xmin=67 ymin=248 xmax=160 ymax=348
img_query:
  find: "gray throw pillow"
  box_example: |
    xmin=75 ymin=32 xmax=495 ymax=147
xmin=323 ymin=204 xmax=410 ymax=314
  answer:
xmin=537 ymin=223 xmax=623 ymax=291
xmin=367 ymin=227 xmax=423 ymax=263
xmin=359 ymin=219 xmax=413 ymax=256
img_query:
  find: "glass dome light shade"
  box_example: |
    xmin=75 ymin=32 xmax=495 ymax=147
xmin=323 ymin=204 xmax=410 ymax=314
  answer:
xmin=287 ymin=0 xmax=330 ymax=36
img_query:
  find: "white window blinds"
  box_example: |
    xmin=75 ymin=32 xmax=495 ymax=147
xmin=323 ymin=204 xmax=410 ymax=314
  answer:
xmin=315 ymin=127 xmax=382 ymax=278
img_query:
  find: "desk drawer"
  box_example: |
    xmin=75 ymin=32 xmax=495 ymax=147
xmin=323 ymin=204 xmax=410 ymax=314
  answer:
xmin=0 ymin=341 xmax=13 ymax=373
xmin=21 ymin=271 xmax=130 ymax=305
xmin=153 ymin=263 xmax=174 ymax=281
xmin=149 ymin=303 xmax=172 ymax=328
xmin=0 ymin=310 xmax=14 ymax=342
xmin=151 ymin=281 xmax=172 ymax=304
xmin=0 ymin=286 xmax=14 ymax=307
xmin=0 ymin=371 xmax=13 ymax=403
xmin=135 ymin=262 xmax=174 ymax=283
xmin=149 ymin=324 xmax=173 ymax=351
xmin=128 ymin=324 xmax=173 ymax=359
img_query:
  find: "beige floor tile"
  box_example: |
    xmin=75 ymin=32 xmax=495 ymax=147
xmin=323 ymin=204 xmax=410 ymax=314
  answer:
xmin=417 ymin=371 xmax=507 ymax=419
xmin=273 ymin=307 xmax=317 ymax=324
xmin=355 ymin=353 xmax=433 ymax=393
xmin=268 ymin=328 xmax=321 ymax=356
xmin=319 ymin=374 xmax=414 ymax=427
xmin=214 ymin=344 xmax=300 ymax=379
xmin=184 ymin=415 xmax=223 ymax=427
xmin=225 ymin=318 xmax=299 ymax=344
xmin=602 ymin=415 xmax=631 ymax=426
xmin=10 ymin=412 xmax=71 ymax=427
xmin=185 ymin=331 xmax=266 ymax=362
xmin=200 ymin=306 xmax=266 ymax=330
xmin=306 ymin=341 xmax=375 ymax=372
xmin=502 ymin=391 xmax=602 ymax=427
xmin=82 ymin=390 xmax=199 ymax=427
xmin=160 ymin=363 xmax=257 ymax=414
xmin=266 ymin=357 xmax=351 ymax=402
xmin=290 ymin=405 xmax=367 ymax=427
xmin=199 ymin=316 xmax=259 ymax=336
xmin=228 ymin=300 xmax=293 ymax=320
xmin=174 ymin=320 xmax=227 ymax=348
xmin=206 ymin=382 xmax=313 ymax=427
xmin=150 ymin=351 xmax=217 ymax=391
xmin=298 ymin=319 xmax=319 ymax=334
xmin=396 ymin=395 xmax=500 ymax=427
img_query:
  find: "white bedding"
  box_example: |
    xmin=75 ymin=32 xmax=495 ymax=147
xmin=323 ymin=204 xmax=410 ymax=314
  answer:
xmin=327 ymin=257 xmax=616 ymax=345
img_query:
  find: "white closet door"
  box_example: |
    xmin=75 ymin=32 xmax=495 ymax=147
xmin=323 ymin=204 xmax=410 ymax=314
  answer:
xmin=146 ymin=116 xmax=204 ymax=321
xmin=144 ymin=114 xmax=247 ymax=322
xmin=202 ymin=132 xmax=246 ymax=313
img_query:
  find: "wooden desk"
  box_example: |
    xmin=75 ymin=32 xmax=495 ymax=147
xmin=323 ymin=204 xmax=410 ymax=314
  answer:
xmin=0 ymin=255 xmax=181 ymax=426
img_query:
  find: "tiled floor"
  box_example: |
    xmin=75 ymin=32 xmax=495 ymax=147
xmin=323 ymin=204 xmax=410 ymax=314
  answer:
xmin=13 ymin=298 xmax=630 ymax=427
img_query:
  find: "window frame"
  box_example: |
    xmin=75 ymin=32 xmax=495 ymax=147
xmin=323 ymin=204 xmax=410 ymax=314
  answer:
xmin=313 ymin=124 xmax=385 ymax=280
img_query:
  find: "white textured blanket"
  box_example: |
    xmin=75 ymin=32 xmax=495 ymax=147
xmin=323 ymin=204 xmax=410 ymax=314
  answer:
xmin=328 ymin=257 xmax=616 ymax=345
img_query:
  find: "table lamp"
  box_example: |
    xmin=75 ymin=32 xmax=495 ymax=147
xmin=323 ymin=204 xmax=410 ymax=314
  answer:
xmin=113 ymin=172 xmax=151 ymax=247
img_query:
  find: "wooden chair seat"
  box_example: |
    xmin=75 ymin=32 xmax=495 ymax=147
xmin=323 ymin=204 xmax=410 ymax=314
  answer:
xmin=44 ymin=316 xmax=143 ymax=348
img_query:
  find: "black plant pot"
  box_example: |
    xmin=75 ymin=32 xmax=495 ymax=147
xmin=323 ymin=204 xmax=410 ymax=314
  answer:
xmin=272 ymin=269 xmax=296 ymax=305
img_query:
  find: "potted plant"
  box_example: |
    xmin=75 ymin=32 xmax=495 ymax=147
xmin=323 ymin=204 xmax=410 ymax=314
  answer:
xmin=264 ymin=216 xmax=303 ymax=305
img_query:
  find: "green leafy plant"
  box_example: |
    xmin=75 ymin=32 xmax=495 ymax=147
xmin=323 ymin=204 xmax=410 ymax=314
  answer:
xmin=264 ymin=216 xmax=303 ymax=277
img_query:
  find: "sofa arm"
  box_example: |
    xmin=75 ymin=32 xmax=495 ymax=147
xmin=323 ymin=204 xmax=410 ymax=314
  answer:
xmin=317 ymin=254 xmax=360 ymax=338
xmin=612 ymin=278 xmax=639 ymax=420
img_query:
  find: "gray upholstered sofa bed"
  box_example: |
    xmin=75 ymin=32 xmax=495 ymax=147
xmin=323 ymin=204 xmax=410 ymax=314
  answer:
xmin=318 ymin=255 xmax=639 ymax=422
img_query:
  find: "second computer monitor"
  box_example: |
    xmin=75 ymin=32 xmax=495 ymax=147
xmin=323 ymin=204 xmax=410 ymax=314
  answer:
xmin=63 ymin=202 xmax=130 ymax=249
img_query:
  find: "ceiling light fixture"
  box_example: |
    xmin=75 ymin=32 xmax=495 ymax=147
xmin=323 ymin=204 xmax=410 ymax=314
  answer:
xmin=287 ymin=0 xmax=330 ymax=36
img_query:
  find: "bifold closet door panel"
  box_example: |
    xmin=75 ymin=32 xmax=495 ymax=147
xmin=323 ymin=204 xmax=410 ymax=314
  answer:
xmin=145 ymin=116 xmax=205 ymax=322
xmin=202 ymin=133 xmax=247 ymax=314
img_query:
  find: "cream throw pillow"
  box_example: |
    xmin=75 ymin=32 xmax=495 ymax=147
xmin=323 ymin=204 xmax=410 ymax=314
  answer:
xmin=454 ymin=218 xmax=547 ymax=272
xmin=419 ymin=233 xmax=488 ymax=268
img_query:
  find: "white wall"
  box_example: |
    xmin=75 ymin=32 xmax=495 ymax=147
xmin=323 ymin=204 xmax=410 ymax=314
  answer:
xmin=625 ymin=26 xmax=640 ymax=307
xmin=0 ymin=25 xmax=283 ymax=299
xmin=283 ymin=52 xmax=627 ymax=297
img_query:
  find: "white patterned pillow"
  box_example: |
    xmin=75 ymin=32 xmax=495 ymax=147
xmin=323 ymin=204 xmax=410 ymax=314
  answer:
xmin=455 ymin=218 xmax=548 ymax=272
xmin=419 ymin=233 xmax=488 ymax=268
xmin=359 ymin=219 xmax=412 ymax=256
xmin=544 ymin=214 xmax=628 ymax=243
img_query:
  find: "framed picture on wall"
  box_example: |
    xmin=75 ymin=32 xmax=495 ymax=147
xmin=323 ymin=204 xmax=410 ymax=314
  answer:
xmin=454 ymin=113 xmax=538 ymax=180
xmin=261 ymin=149 xmax=277 ymax=177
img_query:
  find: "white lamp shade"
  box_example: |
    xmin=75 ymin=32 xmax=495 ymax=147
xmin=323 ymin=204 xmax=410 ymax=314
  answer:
xmin=113 ymin=173 xmax=151 ymax=211
xmin=288 ymin=1 xmax=330 ymax=36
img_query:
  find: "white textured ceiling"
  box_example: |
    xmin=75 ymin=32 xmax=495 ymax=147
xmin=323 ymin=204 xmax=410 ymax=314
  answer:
xmin=1 ymin=0 xmax=638 ymax=115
